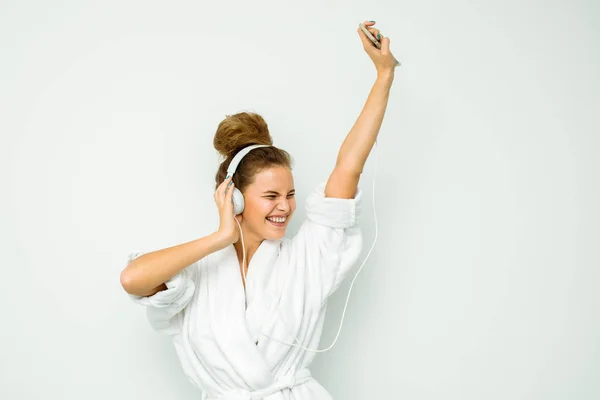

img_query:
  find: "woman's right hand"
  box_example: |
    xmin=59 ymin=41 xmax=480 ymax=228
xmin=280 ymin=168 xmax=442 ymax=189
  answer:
xmin=214 ymin=176 xmax=241 ymax=245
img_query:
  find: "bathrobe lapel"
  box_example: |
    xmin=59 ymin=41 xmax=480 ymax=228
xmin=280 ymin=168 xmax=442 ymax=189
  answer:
xmin=206 ymin=239 xmax=282 ymax=390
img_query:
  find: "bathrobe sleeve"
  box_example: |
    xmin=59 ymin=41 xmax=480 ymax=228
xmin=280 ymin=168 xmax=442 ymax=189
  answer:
xmin=293 ymin=181 xmax=364 ymax=299
xmin=126 ymin=252 xmax=198 ymax=336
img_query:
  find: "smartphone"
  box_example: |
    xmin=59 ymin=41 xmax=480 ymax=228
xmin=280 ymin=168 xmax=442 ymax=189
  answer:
xmin=359 ymin=23 xmax=382 ymax=49
xmin=358 ymin=22 xmax=401 ymax=66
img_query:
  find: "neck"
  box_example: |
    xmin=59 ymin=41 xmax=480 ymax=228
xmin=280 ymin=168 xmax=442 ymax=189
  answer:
xmin=233 ymin=225 xmax=263 ymax=271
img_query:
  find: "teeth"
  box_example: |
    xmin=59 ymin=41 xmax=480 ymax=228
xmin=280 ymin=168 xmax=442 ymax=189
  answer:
xmin=267 ymin=217 xmax=286 ymax=223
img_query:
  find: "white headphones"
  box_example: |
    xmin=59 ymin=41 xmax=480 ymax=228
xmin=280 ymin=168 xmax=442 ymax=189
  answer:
xmin=225 ymin=144 xmax=270 ymax=215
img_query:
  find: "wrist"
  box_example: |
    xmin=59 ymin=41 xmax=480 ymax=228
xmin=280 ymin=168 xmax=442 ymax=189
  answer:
xmin=211 ymin=231 xmax=232 ymax=250
xmin=376 ymin=69 xmax=395 ymax=85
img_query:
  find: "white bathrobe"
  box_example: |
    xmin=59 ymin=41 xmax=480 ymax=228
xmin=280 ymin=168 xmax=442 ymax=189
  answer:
xmin=127 ymin=181 xmax=363 ymax=400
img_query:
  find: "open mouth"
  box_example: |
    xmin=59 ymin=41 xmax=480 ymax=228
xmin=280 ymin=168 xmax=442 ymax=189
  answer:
xmin=266 ymin=217 xmax=286 ymax=227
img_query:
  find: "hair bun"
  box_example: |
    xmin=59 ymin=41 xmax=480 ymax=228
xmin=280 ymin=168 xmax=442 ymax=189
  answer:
xmin=213 ymin=112 xmax=273 ymax=159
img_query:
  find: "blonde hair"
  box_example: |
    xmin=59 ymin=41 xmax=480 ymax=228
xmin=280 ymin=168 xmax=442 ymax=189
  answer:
xmin=213 ymin=112 xmax=293 ymax=192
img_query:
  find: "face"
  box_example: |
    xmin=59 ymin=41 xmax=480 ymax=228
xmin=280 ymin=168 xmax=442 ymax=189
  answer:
xmin=241 ymin=166 xmax=296 ymax=240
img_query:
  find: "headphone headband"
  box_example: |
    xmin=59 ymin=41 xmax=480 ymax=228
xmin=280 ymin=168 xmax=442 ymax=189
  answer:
xmin=226 ymin=144 xmax=270 ymax=178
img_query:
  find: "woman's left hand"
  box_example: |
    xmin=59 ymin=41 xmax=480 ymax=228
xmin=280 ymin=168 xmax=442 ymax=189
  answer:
xmin=357 ymin=21 xmax=399 ymax=76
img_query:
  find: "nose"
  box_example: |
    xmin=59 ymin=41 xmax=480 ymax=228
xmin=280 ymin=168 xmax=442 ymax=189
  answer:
xmin=276 ymin=198 xmax=291 ymax=214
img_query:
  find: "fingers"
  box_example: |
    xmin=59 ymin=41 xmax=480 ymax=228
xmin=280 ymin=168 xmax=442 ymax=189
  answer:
xmin=224 ymin=178 xmax=235 ymax=214
xmin=215 ymin=177 xmax=228 ymax=197
xmin=223 ymin=176 xmax=233 ymax=190
xmin=357 ymin=22 xmax=383 ymax=52
xmin=360 ymin=21 xmax=379 ymax=40
xmin=380 ymin=36 xmax=390 ymax=54
xmin=215 ymin=176 xmax=234 ymax=202
xmin=357 ymin=21 xmax=398 ymax=65
xmin=226 ymin=180 xmax=235 ymax=198
xmin=357 ymin=27 xmax=377 ymax=50
xmin=367 ymin=27 xmax=381 ymax=41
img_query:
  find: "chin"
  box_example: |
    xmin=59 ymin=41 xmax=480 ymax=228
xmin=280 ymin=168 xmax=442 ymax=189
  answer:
xmin=263 ymin=217 xmax=291 ymax=236
xmin=264 ymin=230 xmax=287 ymax=240
xmin=263 ymin=223 xmax=288 ymax=240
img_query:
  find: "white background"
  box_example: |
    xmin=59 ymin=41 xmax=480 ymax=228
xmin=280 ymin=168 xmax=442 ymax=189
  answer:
xmin=1 ymin=1 xmax=599 ymax=399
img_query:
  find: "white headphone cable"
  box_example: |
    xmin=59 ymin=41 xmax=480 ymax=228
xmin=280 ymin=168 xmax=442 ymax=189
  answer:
xmin=234 ymin=217 xmax=248 ymax=296
xmin=262 ymin=139 xmax=379 ymax=352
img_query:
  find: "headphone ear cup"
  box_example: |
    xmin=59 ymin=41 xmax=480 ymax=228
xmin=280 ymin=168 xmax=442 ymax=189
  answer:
xmin=231 ymin=188 xmax=245 ymax=215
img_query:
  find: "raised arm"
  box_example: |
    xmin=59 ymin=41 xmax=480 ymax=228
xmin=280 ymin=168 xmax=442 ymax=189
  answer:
xmin=325 ymin=21 xmax=398 ymax=199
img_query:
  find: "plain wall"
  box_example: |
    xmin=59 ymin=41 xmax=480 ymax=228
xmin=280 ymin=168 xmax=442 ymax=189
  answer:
xmin=1 ymin=0 xmax=598 ymax=399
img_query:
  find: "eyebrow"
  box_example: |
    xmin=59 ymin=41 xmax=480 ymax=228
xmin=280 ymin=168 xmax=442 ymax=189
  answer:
xmin=262 ymin=189 xmax=295 ymax=195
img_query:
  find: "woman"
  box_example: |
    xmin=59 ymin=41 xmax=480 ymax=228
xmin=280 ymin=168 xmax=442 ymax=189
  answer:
xmin=121 ymin=21 xmax=397 ymax=400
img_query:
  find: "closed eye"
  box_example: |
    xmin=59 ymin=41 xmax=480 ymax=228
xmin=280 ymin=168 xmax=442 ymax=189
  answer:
xmin=265 ymin=194 xmax=295 ymax=199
